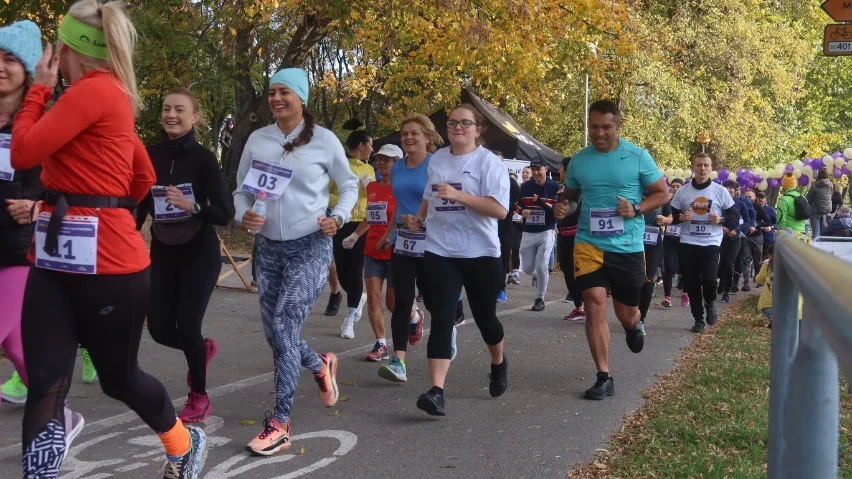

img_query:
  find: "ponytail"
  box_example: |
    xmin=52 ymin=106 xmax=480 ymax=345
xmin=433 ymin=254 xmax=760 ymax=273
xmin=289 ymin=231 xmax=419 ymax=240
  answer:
xmin=283 ymin=109 xmax=315 ymax=153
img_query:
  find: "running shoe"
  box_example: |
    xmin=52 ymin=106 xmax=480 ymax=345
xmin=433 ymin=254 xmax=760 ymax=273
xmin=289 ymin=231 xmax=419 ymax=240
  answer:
xmin=563 ymin=294 xmax=573 ymax=303
xmin=314 ymin=353 xmax=339 ymax=407
xmin=584 ymin=372 xmax=615 ymax=400
xmin=450 ymin=326 xmax=458 ymax=361
xmin=706 ymin=302 xmax=719 ymax=326
xmin=564 ymin=307 xmax=585 ymax=321
xmin=1 ymin=371 xmax=27 ymax=404
xmin=364 ymin=342 xmax=389 ymax=362
xmin=187 ymin=338 xmax=218 ymax=389
xmin=488 ymin=354 xmax=508 ymax=397
xmin=497 ymin=290 xmax=507 ymax=303
xmin=81 ymin=348 xmax=97 ymax=384
xmin=178 ymin=392 xmax=211 ymax=423
xmin=409 ymin=309 xmax=424 ymax=345
xmin=416 ymin=386 xmax=446 ymax=416
xmin=246 ymin=412 xmax=290 ymax=456
xmin=378 ymin=357 xmax=407 ymax=382
xmin=730 ymin=285 xmax=739 ymax=294
xmin=717 ymin=283 xmax=724 ymax=295
xmin=161 ymin=426 xmax=206 ymax=479
xmin=661 ymin=296 xmax=672 ymax=307
xmin=681 ymin=293 xmax=690 ymax=308
xmin=741 ymin=283 xmax=751 ymax=292
xmin=507 ymin=274 xmax=520 ymax=285
xmin=324 ymin=291 xmax=342 ymax=316
xmin=354 ymin=292 xmax=367 ymax=322
xmin=64 ymin=403 xmax=84 ymax=449
xmin=691 ymin=320 xmax=706 ymax=333
xmin=720 ymin=292 xmax=730 ymax=304
xmin=651 ymin=286 xmax=657 ymax=298
xmin=531 ymin=298 xmax=545 ymax=312
xmin=340 ymin=315 xmax=356 ymax=339
xmin=625 ymin=322 xmax=645 ymax=353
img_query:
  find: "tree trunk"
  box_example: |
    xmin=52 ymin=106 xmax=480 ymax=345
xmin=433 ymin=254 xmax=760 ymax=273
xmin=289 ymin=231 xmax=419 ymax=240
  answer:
xmin=767 ymin=186 xmax=780 ymax=208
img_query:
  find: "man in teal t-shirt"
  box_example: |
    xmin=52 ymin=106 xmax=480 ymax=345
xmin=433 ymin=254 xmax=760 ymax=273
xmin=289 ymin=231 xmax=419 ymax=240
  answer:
xmin=554 ymin=99 xmax=669 ymax=401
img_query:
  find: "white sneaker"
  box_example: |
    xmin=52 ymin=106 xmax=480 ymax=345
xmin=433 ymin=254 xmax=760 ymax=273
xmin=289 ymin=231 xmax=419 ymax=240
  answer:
xmin=64 ymin=405 xmax=85 ymax=449
xmin=450 ymin=326 xmax=458 ymax=361
xmin=354 ymin=292 xmax=367 ymax=322
xmin=341 ymin=316 xmax=356 ymax=339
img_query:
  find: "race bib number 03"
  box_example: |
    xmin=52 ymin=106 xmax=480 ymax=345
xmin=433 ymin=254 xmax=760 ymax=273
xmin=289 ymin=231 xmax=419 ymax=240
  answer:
xmin=151 ymin=184 xmax=195 ymax=221
xmin=643 ymin=226 xmax=659 ymax=245
xmin=666 ymin=224 xmax=682 ymax=237
xmin=590 ymin=209 xmax=624 ymax=236
xmin=0 ymin=134 xmax=13 ymax=181
xmin=527 ymin=208 xmax=545 ymax=226
xmin=366 ymin=202 xmax=388 ymax=225
xmin=34 ymin=213 xmax=98 ymax=274
xmin=240 ymin=158 xmax=293 ymax=199
xmin=689 ymin=220 xmax=712 ymax=237
xmin=395 ymin=229 xmax=426 ymax=257
xmin=432 ymin=183 xmax=465 ymax=212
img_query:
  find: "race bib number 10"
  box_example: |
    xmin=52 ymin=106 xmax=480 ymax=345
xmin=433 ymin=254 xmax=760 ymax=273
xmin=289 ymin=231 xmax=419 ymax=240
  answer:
xmin=689 ymin=220 xmax=712 ymax=236
xmin=590 ymin=209 xmax=625 ymax=236
xmin=34 ymin=213 xmax=98 ymax=274
xmin=240 ymin=158 xmax=293 ymax=199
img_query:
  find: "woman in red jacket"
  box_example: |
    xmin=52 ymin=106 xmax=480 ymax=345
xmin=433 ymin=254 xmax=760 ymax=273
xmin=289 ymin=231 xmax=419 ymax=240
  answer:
xmin=11 ymin=1 xmax=204 ymax=477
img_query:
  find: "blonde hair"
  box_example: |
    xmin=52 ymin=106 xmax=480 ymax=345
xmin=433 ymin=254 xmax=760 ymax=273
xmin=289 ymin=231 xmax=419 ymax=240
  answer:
xmin=64 ymin=0 xmax=139 ymax=115
xmin=400 ymin=113 xmax=444 ymax=152
xmin=165 ymin=87 xmax=207 ymax=127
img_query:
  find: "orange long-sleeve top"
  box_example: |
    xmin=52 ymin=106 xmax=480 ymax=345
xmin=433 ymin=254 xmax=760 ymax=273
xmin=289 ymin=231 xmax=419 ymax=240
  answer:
xmin=12 ymin=71 xmax=155 ymax=275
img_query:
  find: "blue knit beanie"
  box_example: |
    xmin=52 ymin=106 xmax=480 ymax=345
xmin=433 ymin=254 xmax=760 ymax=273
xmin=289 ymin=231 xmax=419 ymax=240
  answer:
xmin=269 ymin=68 xmax=309 ymax=103
xmin=0 ymin=21 xmax=43 ymax=78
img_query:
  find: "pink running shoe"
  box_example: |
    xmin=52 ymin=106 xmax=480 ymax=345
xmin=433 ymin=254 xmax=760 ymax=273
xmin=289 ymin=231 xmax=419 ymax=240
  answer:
xmin=246 ymin=413 xmax=291 ymax=456
xmin=661 ymin=296 xmax=672 ymax=307
xmin=314 ymin=353 xmax=339 ymax=407
xmin=187 ymin=338 xmax=219 ymax=388
xmin=564 ymin=307 xmax=585 ymax=321
xmin=681 ymin=293 xmax=690 ymax=308
xmin=178 ymin=391 xmax=212 ymax=423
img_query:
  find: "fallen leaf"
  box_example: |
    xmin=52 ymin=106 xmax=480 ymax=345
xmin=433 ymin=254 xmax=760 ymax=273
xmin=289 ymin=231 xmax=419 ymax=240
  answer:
xmin=240 ymin=419 xmax=256 ymax=425
xmin=330 ymin=409 xmax=340 ymax=417
xmin=339 ymin=395 xmax=350 ymax=401
xmin=340 ymin=379 xmax=354 ymax=386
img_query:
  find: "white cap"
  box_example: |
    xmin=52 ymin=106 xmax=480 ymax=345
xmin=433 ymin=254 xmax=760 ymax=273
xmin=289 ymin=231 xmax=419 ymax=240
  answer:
xmin=375 ymin=144 xmax=404 ymax=159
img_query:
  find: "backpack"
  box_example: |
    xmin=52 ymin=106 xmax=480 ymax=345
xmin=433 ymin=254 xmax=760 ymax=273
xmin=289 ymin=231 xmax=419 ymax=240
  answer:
xmin=785 ymin=193 xmax=810 ymax=221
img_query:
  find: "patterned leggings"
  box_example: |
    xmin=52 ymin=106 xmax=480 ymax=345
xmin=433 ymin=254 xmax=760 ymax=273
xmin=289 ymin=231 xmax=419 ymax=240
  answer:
xmin=255 ymin=232 xmax=331 ymax=423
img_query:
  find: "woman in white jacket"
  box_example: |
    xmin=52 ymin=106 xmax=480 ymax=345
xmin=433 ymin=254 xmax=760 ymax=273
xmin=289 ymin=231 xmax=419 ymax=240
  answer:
xmin=233 ymin=68 xmax=358 ymax=456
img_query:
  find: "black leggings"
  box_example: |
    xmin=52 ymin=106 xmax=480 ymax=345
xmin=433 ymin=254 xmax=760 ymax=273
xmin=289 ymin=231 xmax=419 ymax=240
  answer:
xmin=148 ymin=231 xmax=221 ymax=394
xmin=423 ymin=252 xmax=504 ymax=359
xmin=390 ymin=251 xmax=425 ymax=353
xmin=639 ymin=236 xmax=665 ymax=321
xmin=510 ymin=223 xmax=522 ymax=271
xmin=662 ymin=237 xmax=680 ymax=297
xmin=557 ymin=235 xmax=583 ymax=307
xmin=333 ymin=221 xmax=367 ymax=308
xmin=718 ymin=236 xmax=741 ymax=293
xmin=677 ymin=243 xmax=721 ymax=320
xmin=498 ymin=219 xmax=511 ymax=289
xmin=22 ymin=267 xmax=176 ymax=458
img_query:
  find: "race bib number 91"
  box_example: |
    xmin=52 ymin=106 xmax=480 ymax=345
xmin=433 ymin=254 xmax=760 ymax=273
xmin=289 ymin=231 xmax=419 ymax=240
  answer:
xmin=590 ymin=209 xmax=625 ymax=236
xmin=34 ymin=213 xmax=98 ymax=274
xmin=240 ymin=158 xmax=293 ymax=199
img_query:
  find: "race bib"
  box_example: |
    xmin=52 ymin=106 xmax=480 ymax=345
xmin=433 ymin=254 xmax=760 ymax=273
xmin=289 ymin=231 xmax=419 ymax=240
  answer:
xmin=590 ymin=208 xmax=624 ymax=236
xmin=643 ymin=226 xmax=659 ymax=245
xmin=366 ymin=202 xmax=388 ymax=225
xmin=689 ymin=220 xmax=712 ymax=237
xmin=151 ymin=184 xmax=196 ymax=221
xmin=240 ymin=158 xmax=293 ymax=199
xmin=360 ymin=175 xmax=372 ymax=189
xmin=0 ymin=134 xmax=13 ymax=181
xmin=34 ymin=213 xmax=98 ymax=274
xmin=432 ymin=183 xmax=465 ymax=212
xmin=395 ymin=229 xmax=426 ymax=257
xmin=527 ymin=208 xmax=545 ymax=226
xmin=666 ymin=224 xmax=682 ymax=237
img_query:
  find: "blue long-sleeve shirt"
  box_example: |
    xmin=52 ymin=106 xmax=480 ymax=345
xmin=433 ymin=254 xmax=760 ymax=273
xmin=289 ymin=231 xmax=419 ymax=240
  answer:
xmin=740 ymin=195 xmax=756 ymax=227
xmin=763 ymin=204 xmax=778 ymax=243
xmin=732 ymin=197 xmax=750 ymax=235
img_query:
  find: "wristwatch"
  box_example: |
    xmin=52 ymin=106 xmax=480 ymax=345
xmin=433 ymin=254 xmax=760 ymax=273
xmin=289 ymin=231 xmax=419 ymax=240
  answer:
xmin=330 ymin=215 xmax=344 ymax=228
xmin=191 ymin=202 xmax=201 ymax=214
xmin=633 ymin=203 xmax=642 ymax=216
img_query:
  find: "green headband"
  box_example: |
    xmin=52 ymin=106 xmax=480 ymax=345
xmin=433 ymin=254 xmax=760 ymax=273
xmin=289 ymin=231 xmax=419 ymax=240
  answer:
xmin=58 ymin=15 xmax=108 ymax=61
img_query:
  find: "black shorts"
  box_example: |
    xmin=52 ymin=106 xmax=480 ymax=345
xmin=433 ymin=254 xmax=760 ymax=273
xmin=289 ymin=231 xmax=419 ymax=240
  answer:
xmin=573 ymin=242 xmax=645 ymax=307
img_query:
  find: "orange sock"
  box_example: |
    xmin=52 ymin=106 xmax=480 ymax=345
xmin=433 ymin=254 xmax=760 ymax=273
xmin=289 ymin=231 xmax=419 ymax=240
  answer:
xmin=158 ymin=418 xmax=191 ymax=457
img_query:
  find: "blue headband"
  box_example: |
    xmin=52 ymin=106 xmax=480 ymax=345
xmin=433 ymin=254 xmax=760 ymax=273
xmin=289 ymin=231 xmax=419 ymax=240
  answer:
xmin=269 ymin=68 xmax=309 ymax=103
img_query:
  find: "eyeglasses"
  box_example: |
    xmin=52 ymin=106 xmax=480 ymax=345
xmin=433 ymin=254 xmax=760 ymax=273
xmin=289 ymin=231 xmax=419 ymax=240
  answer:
xmin=447 ymin=120 xmax=478 ymax=129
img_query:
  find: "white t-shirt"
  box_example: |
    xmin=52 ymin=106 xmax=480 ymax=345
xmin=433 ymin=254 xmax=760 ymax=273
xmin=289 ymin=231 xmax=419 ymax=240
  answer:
xmin=422 ymin=146 xmax=510 ymax=258
xmin=670 ymin=181 xmax=734 ymax=247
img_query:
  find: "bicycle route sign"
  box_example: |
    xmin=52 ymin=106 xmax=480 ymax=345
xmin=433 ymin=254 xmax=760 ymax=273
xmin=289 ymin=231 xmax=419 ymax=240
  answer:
xmin=824 ymin=24 xmax=852 ymax=56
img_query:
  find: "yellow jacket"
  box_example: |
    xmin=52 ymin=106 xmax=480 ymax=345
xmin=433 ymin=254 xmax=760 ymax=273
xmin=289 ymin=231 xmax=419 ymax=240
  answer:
xmin=755 ymin=261 xmax=802 ymax=318
xmin=329 ymin=158 xmax=375 ymax=222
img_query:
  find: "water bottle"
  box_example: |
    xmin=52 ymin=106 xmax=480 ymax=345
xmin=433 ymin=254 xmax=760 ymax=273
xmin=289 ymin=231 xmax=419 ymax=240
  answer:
xmin=248 ymin=191 xmax=267 ymax=235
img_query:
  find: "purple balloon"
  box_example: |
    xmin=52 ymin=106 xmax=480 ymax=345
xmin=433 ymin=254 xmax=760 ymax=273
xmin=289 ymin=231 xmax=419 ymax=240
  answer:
xmin=746 ymin=170 xmax=754 ymax=180
xmin=798 ymin=175 xmax=809 ymax=187
xmin=784 ymin=164 xmax=794 ymax=174
xmin=747 ymin=180 xmax=756 ymax=189
xmin=737 ymin=168 xmax=746 ymax=177
xmin=833 ymin=152 xmax=843 ymax=159
xmin=685 ymin=178 xmax=692 ymax=184
xmin=803 ymin=158 xmax=813 ymax=167
xmin=768 ymin=178 xmax=779 ymax=189
xmin=812 ymin=158 xmax=825 ymax=169
xmin=718 ymin=169 xmax=729 ymax=181
xmin=834 ymin=166 xmax=844 ymax=178
xmin=755 ymin=174 xmax=763 ymax=182
xmin=843 ymin=165 xmax=851 ymax=175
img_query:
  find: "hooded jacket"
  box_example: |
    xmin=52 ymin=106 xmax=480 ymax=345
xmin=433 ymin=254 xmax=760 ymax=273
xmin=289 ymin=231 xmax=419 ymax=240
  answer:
xmin=0 ymin=121 xmax=42 ymax=266
xmin=776 ymin=190 xmax=807 ymax=233
xmin=806 ymin=179 xmax=833 ymax=216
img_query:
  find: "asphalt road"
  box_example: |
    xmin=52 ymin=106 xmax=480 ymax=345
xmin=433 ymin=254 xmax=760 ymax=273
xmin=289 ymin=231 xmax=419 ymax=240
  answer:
xmin=0 ymin=271 xmax=714 ymax=478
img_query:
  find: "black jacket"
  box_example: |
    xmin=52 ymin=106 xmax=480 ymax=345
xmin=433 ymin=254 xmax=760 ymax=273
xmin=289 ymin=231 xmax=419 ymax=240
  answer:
xmin=136 ymin=129 xmax=231 ymax=241
xmin=0 ymin=121 xmax=42 ymax=266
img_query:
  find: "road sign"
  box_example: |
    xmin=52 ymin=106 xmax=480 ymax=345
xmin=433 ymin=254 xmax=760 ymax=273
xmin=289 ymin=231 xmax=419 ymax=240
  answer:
xmin=822 ymin=0 xmax=852 ymax=22
xmin=824 ymin=24 xmax=852 ymax=56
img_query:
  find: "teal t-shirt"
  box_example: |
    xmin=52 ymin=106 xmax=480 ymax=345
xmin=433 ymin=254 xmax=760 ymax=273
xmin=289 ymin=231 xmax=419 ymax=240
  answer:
xmin=566 ymin=139 xmax=662 ymax=253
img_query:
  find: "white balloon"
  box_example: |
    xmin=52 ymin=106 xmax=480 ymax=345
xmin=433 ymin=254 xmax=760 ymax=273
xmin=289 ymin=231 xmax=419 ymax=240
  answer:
xmin=792 ymin=168 xmax=802 ymax=179
xmin=823 ymin=154 xmax=833 ymax=164
xmin=674 ymin=168 xmax=683 ymax=178
xmin=835 ymin=157 xmax=846 ymax=168
xmin=758 ymin=180 xmax=768 ymax=191
xmin=802 ymin=165 xmax=813 ymax=178
xmin=665 ymin=168 xmax=674 ymax=178
xmin=710 ymin=171 xmax=718 ymax=180
xmin=844 ymin=148 xmax=852 ymax=159
xmin=792 ymin=159 xmax=804 ymax=169
xmin=754 ymin=167 xmax=763 ymax=176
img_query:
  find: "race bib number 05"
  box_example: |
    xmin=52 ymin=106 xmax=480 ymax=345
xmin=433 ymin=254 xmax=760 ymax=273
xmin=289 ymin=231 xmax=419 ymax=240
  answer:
xmin=240 ymin=158 xmax=293 ymax=199
xmin=432 ymin=183 xmax=465 ymax=212
xmin=590 ymin=209 xmax=625 ymax=236
xmin=395 ymin=229 xmax=426 ymax=257
xmin=35 ymin=213 xmax=98 ymax=274
xmin=366 ymin=202 xmax=388 ymax=225
xmin=152 ymin=184 xmax=195 ymax=221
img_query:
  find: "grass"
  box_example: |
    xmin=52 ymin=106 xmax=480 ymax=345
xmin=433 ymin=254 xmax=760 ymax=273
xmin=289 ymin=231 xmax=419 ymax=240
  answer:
xmin=570 ymin=295 xmax=852 ymax=479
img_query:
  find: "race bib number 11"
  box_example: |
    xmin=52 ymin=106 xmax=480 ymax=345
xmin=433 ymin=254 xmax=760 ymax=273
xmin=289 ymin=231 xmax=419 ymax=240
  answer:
xmin=34 ymin=213 xmax=98 ymax=274
xmin=240 ymin=158 xmax=293 ymax=199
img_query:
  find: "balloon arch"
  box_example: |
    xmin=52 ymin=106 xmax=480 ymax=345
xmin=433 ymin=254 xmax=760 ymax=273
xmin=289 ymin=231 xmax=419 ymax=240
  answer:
xmin=661 ymin=150 xmax=852 ymax=191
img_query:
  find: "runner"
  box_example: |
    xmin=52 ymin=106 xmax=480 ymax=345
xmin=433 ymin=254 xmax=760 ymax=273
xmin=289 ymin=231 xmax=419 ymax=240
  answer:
xmin=518 ymin=157 xmax=560 ymax=311
xmin=495 ymin=149 xmax=518 ymax=303
xmin=12 ymin=2 xmax=205 ymax=476
xmin=136 ymin=88 xmax=230 ymax=423
xmin=508 ymin=167 xmax=532 ymax=283
xmin=670 ymin=153 xmax=738 ymax=333
xmin=734 ymin=188 xmax=768 ymax=290
xmin=233 ymin=68 xmax=355 ymax=455
xmin=377 ymin=114 xmax=439 ymax=383
xmin=718 ymin=180 xmax=749 ymax=304
xmin=404 ymin=103 xmax=509 ymax=416
xmin=554 ymin=99 xmax=668 ymax=401
xmin=556 ymin=157 xmax=584 ymax=321
xmin=332 ymin=119 xmax=373 ymax=339
xmin=755 ymin=191 xmax=777 ymax=270
xmin=638 ymin=191 xmax=672 ymax=328
xmin=661 ymin=179 xmax=687 ymax=308
xmin=730 ymin=185 xmax=756 ymax=293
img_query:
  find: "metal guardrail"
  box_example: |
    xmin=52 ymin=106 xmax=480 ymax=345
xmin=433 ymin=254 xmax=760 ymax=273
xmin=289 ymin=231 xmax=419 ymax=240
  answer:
xmin=767 ymin=231 xmax=852 ymax=479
